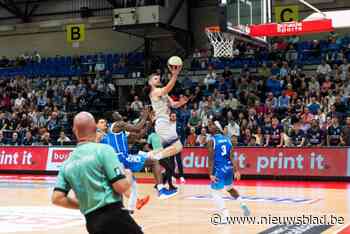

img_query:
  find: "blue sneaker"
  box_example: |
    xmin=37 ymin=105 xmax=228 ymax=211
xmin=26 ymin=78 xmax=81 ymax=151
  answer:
xmin=240 ymin=203 xmax=250 ymax=216
xmin=158 ymin=188 xmax=178 ymax=200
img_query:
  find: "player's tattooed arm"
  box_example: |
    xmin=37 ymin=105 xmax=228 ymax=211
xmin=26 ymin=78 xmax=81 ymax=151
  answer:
xmin=207 ymin=139 xmax=216 ymax=182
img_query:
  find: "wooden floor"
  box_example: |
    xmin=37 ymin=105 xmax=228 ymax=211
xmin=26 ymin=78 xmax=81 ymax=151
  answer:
xmin=0 ymin=175 xmax=349 ymax=234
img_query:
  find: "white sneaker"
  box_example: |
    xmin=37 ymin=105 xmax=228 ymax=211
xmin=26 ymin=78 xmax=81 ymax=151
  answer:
xmin=180 ymin=177 xmax=186 ymax=183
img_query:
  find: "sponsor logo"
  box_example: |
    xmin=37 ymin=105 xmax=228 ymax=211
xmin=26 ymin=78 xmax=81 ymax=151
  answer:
xmin=51 ymin=150 xmax=72 ymax=163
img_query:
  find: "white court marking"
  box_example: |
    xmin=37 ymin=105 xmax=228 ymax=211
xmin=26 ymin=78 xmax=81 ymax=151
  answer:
xmin=0 ymin=206 xmax=84 ymax=233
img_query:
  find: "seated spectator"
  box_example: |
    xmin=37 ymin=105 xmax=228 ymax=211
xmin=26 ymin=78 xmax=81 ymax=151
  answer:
xmin=223 ymin=93 xmax=239 ymax=111
xmin=266 ymin=76 xmax=283 ymax=96
xmin=285 ymin=83 xmax=296 ymax=98
xmin=40 ymin=132 xmax=52 ymax=146
xmin=327 ymin=116 xmax=342 ymax=146
xmin=258 ymin=63 xmax=271 ymax=78
xmin=341 ymin=116 xmax=350 ymax=146
xmin=308 ymin=77 xmax=320 ymax=93
xmin=240 ymin=128 xmax=253 ymax=146
xmin=253 ymin=127 xmax=264 ymax=146
xmin=231 ymin=134 xmax=244 ymax=146
xmin=339 ymin=58 xmax=349 ymax=81
xmin=212 ymin=101 xmax=223 ymax=119
xmin=204 ymin=65 xmax=217 ymax=91
xmin=277 ymin=91 xmax=290 ymax=115
xmin=317 ymin=60 xmax=332 ymax=78
xmin=224 ymin=111 xmax=240 ymax=138
xmin=280 ymin=62 xmax=289 ymax=78
xmin=130 ymin=95 xmax=143 ymax=114
xmin=288 ymin=120 xmax=305 ymax=147
xmin=248 ymin=136 xmax=259 ymax=146
xmin=301 ymin=107 xmax=314 ymax=126
xmin=271 ymin=63 xmax=280 ymax=76
xmin=264 ymin=117 xmax=284 ymax=147
xmin=265 ymin=92 xmax=278 ymax=110
xmin=186 ymin=127 xmax=197 ymax=146
xmin=0 ymin=131 xmax=6 ymax=145
xmin=217 ymin=78 xmax=228 ymax=94
xmin=307 ymin=119 xmax=325 ymax=146
xmin=196 ymin=127 xmax=210 ymax=147
xmin=23 ymin=131 xmax=35 ymax=146
xmin=333 ymin=95 xmax=347 ymax=119
xmin=57 ymin=131 xmax=71 ymax=145
xmin=187 ymin=110 xmax=201 ymax=132
xmin=9 ymin=132 xmax=20 ymax=146
xmin=307 ymin=96 xmax=321 ymax=115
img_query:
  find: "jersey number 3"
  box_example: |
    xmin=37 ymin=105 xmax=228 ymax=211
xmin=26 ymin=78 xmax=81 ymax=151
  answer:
xmin=221 ymin=145 xmax=227 ymax=156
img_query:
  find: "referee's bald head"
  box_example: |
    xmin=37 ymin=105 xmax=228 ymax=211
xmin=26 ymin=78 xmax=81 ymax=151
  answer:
xmin=73 ymin=112 xmax=97 ymax=141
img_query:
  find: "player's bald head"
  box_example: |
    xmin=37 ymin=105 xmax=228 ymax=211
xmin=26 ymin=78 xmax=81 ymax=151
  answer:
xmin=73 ymin=112 xmax=97 ymax=141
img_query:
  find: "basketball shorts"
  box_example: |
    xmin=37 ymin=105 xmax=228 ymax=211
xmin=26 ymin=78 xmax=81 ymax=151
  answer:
xmin=155 ymin=117 xmax=178 ymax=144
xmin=210 ymin=167 xmax=234 ymax=191
xmin=119 ymin=152 xmax=148 ymax=173
xmin=85 ymin=202 xmax=143 ymax=234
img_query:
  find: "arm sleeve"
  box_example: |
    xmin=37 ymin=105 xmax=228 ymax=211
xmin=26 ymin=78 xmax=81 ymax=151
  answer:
xmin=99 ymin=145 xmax=126 ymax=184
xmin=54 ymin=168 xmax=71 ymax=194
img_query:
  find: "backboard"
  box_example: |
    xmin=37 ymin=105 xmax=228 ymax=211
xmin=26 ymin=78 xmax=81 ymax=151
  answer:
xmin=219 ymin=0 xmax=269 ymax=43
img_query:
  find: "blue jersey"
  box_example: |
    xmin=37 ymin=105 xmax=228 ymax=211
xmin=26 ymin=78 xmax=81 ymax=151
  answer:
xmin=100 ymin=131 xmax=147 ymax=172
xmin=212 ymin=134 xmax=233 ymax=174
xmin=100 ymin=131 xmax=129 ymax=159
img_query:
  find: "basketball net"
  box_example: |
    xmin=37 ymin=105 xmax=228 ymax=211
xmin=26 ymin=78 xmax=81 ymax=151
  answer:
xmin=205 ymin=26 xmax=234 ymax=58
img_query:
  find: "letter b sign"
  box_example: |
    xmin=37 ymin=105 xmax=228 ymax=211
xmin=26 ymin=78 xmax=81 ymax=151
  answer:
xmin=67 ymin=24 xmax=85 ymax=43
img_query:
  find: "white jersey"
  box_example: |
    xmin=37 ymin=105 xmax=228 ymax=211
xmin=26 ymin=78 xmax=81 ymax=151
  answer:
xmin=150 ymin=94 xmax=170 ymax=119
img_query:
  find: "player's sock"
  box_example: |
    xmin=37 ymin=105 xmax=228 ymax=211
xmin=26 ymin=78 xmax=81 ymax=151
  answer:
xmin=128 ymin=179 xmax=138 ymax=211
xmin=210 ymin=189 xmax=226 ymax=211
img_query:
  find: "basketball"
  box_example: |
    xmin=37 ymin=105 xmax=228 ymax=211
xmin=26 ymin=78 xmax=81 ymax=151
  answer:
xmin=168 ymin=56 xmax=183 ymax=67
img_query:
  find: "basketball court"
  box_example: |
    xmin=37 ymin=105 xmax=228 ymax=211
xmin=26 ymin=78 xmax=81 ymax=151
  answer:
xmin=1 ymin=174 xmax=349 ymax=234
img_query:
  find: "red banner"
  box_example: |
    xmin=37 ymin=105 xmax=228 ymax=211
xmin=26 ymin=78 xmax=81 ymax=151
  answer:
xmin=0 ymin=147 xmax=48 ymax=171
xmin=249 ymin=19 xmax=333 ymax=37
xmin=0 ymin=146 xmax=348 ymax=178
xmin=181 ymin=147 xmax=348 ymax=177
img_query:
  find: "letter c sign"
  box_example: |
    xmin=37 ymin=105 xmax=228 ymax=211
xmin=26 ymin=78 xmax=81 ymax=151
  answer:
xmin=275 ymin=5 xmax=299 ymax=23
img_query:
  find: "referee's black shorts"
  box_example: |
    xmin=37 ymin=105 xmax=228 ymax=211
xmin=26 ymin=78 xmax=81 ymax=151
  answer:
xmin=85 ymin=202 xmax=143 ymax=234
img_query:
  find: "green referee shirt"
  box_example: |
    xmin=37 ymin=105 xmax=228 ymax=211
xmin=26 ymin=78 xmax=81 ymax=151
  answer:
xmin=54 ymin=142 xmax=125 ymax=215
xmin=147 ymin=132 xmax=163 ymax=150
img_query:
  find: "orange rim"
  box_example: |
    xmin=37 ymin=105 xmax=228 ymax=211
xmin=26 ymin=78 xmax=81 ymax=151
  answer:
xmin=206 ymin=26 xmax=221 ymax=33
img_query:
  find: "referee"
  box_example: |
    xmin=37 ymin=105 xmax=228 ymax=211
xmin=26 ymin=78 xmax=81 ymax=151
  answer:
xmin=51 ymin=112 xmax=143 ymax=234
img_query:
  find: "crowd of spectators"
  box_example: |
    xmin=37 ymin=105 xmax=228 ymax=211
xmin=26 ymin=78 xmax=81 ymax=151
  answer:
xmin=0 ymin=75 xmax=117 ymax=146
xmin=3 ymin=32 xmax=350 ymax=148
xmin=126 ymin=33 xmax=350 ymax=148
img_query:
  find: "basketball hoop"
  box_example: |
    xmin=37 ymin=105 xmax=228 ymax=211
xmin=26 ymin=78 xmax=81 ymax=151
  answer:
xmin=205 ymin=26 xmax=235 ymax=58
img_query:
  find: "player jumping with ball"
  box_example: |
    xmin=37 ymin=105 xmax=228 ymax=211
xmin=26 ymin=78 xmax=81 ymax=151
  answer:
xmin=207 ymin=120 xmax=250 ymax=220
xmin=148 ymin=56 xmax=188 ymax=160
